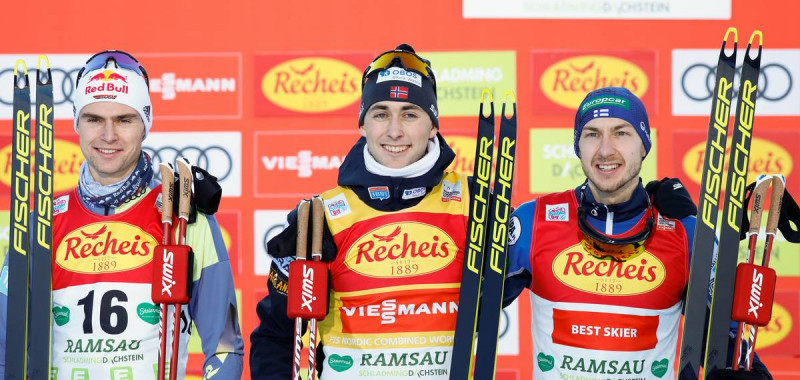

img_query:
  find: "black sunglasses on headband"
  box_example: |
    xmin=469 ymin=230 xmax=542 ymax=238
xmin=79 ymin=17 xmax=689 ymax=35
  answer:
xmin=76 ymin=50 xmax=149 ymax=88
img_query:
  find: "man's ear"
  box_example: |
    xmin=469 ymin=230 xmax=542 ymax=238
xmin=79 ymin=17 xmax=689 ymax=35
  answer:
xmin=359 ymin=126 xmax=366 ymax=137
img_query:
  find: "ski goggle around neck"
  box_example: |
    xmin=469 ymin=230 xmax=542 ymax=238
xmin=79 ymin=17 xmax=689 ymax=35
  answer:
xmin=76 ymin=50 xmax=149 ymax=88
xmin=362 ymin=50 xmax=436 ymax=90
xmin=577 ymin=185 xmax=655 ymax=261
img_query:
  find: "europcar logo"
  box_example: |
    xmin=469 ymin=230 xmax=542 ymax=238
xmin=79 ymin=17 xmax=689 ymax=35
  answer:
xmin=552 ymin=244 xmax=665 ymax=295
xmin=55 ymin=222 xmax=157 ymax=274
xmin=0 ymin=138 xmax=83 ymax=193
xmin=540 ymin=55 xmax=649 ymax=109
xmin=345 ymin=222 xmax=457 ymax=278
xmin=682 ymin=137 xmax=793 ymax=188
xmin=257 ymin=55 xmax=366 ymax=114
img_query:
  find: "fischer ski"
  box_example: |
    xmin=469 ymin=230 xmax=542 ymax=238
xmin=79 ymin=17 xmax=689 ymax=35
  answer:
xmin=450 ymin=90 xmax=496 ymax=380
xmin=450 ymin=90 xmax=518 ymax=380
xmin=473 ymin=91 xmax=517 ymax=380
xmin=29 ymin=56 xmax=55 ymax=380
xmin=5 ymin=59 xmax=33 ymax=380
xmin=703 ymin=30 xmax=762 ymax=376
xmin=678 ymin=27 xmax=738 ymax=380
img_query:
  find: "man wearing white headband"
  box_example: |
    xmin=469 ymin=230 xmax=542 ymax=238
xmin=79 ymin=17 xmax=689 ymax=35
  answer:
xmin=0 ymin=50 xmax=243 ymax=379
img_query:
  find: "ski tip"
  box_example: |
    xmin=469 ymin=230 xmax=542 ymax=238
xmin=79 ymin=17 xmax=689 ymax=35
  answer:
xmin=36 ymin=55 xmax=50 ymax=70
xmin=504 ymin=90 xmax=516 ymax=103
xmin=13 ymin=59 xmax=28 ymax=76
xmin=480 ymin=89 xmax=493 ymax=103
xmin=748 ymin=30 xmax=763 ymax=47
xmin=725 ymin=27 xmax=738 ymax=43
xmin=502 ymin=91 xmax=517 ymax=119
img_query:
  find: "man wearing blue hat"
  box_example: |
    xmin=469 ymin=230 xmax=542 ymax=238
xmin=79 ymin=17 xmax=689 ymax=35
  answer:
xmin=503 ymin=87 xmax=772 ymax=379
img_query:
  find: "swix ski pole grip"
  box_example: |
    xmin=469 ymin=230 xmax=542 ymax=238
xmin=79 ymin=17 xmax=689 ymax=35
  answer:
xmin=287 ymin=200 xmax=328 ymax=319
xmin=732 ymin=263 xmax=776 ymax=326
xmin=307 ymin=196 xmax=328 ymax=379
xmin=152 ymin=245 xmax=193 ymax=304
xmin=156 ymin=163 xmax=175 ymax=380
xmin=290 ymin=200 xmax=310 ymax=380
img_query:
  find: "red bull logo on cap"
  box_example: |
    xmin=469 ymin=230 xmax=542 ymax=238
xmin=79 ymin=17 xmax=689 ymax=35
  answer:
xmin=85 ymin=69 xmax=129 ymax=97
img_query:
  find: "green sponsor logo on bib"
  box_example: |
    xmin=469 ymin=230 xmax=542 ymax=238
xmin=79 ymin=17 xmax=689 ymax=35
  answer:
xmin=52 ymin=306 xmax=70 ymax=326
xmin=70 ymin=368 xmax=89 ymax=380
xmin=651 ymin=358 xmax=669 ymax=378
xmin=537 ymin=352 xmax=555 ymax=372
xmin=329 ymin=354 xmax=353 ymax=372
xmin=137 ymin=303 xmax=160 ymax=325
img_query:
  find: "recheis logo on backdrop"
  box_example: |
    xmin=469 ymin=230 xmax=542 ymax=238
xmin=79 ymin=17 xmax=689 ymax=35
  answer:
xmin=528 ymin=128 xmax=657 ymax=194
xmin=531 ymin=51 xmax=656 ymax=114
xmin=254 ymin=53 xmax=373 ymax=116
xmin=0 ymin=136 xmax=83 ymax=196
xmin=424 ymin=51 xmax=516 ymax=116
xmin=672 ymin=130 xmax=797 ymax=199
xmin=254 ymin=131 xmax=354 ymax=197
xmin=672 ymin=49 xmax=800 ymax=116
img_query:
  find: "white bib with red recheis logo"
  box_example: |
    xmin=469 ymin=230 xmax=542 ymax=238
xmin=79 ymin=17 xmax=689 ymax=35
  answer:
xmin=528 ymin=190 xmax=689 ymax=380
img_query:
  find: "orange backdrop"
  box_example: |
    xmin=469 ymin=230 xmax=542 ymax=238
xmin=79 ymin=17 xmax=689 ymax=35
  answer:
xmin=1 ymin=0 xmax=799 ymax=378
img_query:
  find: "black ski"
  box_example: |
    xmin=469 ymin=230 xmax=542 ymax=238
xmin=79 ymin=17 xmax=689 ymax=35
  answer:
xmin=450 ymin=90 xmax=495 ymax=380
xmin=678 ymin=27 xmax=738 ymax=380
xmin=30 ymin=55 xmax=55 ymax=380
xmin=473 ymin=92 xmax=517 ymax=380
xmin=703 ymin=31 xmax=763 ymax=376
xmin=6 ymin=60 xmax=32 ymax=380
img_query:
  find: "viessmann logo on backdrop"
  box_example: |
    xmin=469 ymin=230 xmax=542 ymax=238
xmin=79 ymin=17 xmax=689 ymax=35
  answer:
xmin=672 ymin=49 xmax=800 ymax=116
xmin=254 ymin=131 xmax=356 ymax=197
xmin=139 ymin=53 xmax=242 ymax=119
xmin=672 ymin=130 xmax=798 ymax=198
xmin=0 ymin=136 xmax=83 ymax=196
xmin=531 ymin=51 xmax=656 ymax=114
xmin=0 ymin=53 xmax=241 ymax=120
xmin=254 ymin=53 xmax=373 ymax=116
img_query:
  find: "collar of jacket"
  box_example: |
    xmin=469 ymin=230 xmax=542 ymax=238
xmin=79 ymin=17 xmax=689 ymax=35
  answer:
xmin=574 ymin=181 xmax=650 ymax=222
xmin=337 ymin=133 xmax=456 ymax=212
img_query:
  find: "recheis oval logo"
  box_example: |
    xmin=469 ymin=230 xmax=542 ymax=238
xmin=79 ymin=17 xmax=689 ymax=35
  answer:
xmin=345 ymin=222 xmax=457 ymax=278
xmin=55 ymin=222 xmax=157 ymax=274
xmin=755 ymin=301 xmax=792 ymax=349
xmin=552 ymin=244 xmax=665 ymax=296
xmin=261 ymin=57 xmax=361 ymax=113
xmin=540 ymin=55 xmax=649 ymax=110
xmin=682 ymin=137 xmax=793 ymax=187
xmin=446 ymin=135 xmax=477 ymax=175
xmin=0 ymin=138 xmax=83 ymax=193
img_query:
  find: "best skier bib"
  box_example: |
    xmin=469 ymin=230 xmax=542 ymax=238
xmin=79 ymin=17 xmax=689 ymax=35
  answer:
xmin=317 ymin=172 xmax=469 ymax=380
xmin=528 ymin=191 xmax=689 ymax=380
xmin=50 ymin=189 xmax=190 ymax=380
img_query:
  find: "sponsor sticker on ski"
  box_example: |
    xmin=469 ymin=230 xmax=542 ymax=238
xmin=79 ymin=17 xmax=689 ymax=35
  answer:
xmin=546 ymin=203 xmax=569 ymax=221
xmin=325 ymin=193 xmax=351 ymax=220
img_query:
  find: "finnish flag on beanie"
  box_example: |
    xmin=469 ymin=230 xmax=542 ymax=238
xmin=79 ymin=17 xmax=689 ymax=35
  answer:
xmin=573 ymin=87 xmax=651 ymax=158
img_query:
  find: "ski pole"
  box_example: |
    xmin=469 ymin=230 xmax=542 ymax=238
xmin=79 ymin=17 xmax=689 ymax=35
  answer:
xmin=157 ymin=162 xmax=175 ymax=380
xmin=744 ymin=175 xmax=785 ymax=370
xmin=170 ymin=158 xmax=193 ymax=380
xmin=733 ymin=175 xmax=770 ymax=369
xmin=291 ymin=199 xmax=311 ymax=380
xmin=307 ymin=196 xmax=324 ymax=379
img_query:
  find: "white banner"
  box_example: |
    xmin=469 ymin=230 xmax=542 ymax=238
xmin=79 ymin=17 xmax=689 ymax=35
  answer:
xmin=463 ymin=0 xmax=731 ymax=19
xmin=672 ymin=49 xmax=800 ymax=116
